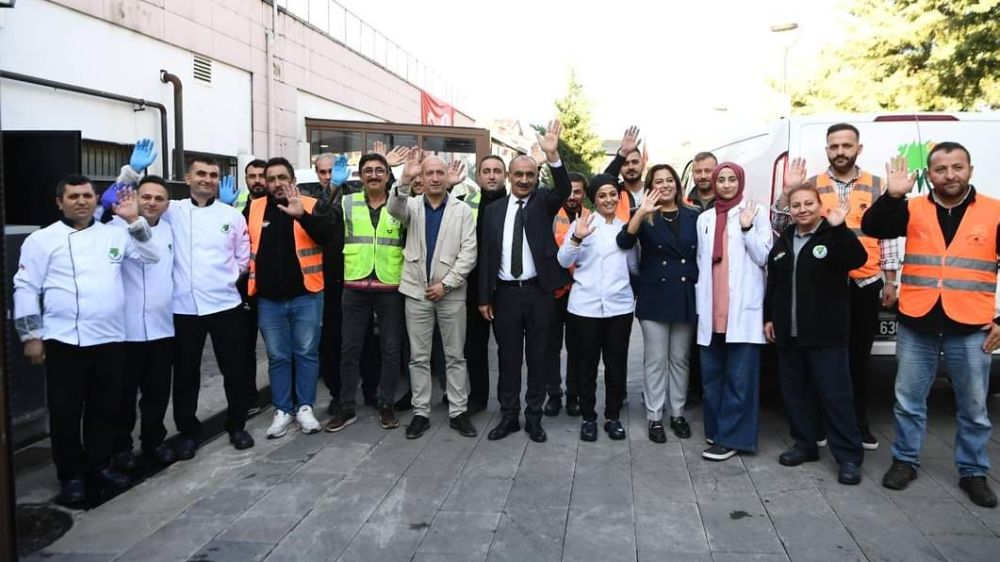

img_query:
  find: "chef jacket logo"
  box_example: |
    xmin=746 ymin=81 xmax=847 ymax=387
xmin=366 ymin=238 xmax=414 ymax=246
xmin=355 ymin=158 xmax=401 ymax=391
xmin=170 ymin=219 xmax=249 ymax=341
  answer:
xmin=109 ymin=247 xmax=123 ymax=263
xmin=812 ymin=245 xmax=828 ymax=259
xmin=221 ymin=223 xmax=231 ymax=233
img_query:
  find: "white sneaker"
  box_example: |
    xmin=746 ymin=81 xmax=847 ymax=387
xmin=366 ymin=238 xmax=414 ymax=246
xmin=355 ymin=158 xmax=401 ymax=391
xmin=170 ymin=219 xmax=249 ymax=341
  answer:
xmin=266 ymin=410 xmax=294 ymax=439
xmin=817 ymin=439 xmax=828 ymax=448
xmin=295 ymin=405 xmax=321 ymax=434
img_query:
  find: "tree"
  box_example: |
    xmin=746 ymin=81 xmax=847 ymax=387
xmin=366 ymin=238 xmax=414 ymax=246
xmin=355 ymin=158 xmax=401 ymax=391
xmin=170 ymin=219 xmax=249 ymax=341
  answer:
xmin=790 ymin=0 xmax=1000 ymax=113
xmin=548 ymin=70 xmax=606 ymax=175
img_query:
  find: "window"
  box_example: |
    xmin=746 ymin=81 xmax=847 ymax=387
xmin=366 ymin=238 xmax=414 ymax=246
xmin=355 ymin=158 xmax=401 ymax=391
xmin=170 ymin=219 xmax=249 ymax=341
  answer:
xmin=81 ymin=139 xmax=133 ymax=181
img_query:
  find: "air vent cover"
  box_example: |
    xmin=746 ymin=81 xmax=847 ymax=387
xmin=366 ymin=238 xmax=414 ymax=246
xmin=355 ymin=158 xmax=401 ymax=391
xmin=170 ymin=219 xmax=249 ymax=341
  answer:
xmin=193 ymin=55 xmax=212 ymax=83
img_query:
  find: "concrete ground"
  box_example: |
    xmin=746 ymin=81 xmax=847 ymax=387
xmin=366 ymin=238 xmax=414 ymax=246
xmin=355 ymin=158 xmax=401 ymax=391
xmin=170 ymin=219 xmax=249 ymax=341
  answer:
xmin=16 ymin=325 xmax=1000 ymax=562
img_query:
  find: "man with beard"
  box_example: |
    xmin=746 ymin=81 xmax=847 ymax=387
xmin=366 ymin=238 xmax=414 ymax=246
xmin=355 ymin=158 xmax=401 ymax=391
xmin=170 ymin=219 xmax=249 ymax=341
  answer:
xmin=460 ymin=155 xmax=510 ymax=412
xmin=544 ymin=172 xmax=587 ymax=416
xmin=234 ymin=159 xmax=268 ymax=212
xmin=604 ymin=125 xmax=646 ymax=219
xmin=863 ymin=142 xmax=1000 ymax=508
xmin=687 ymin=152 xmax=718 ymax=212
xmin=774 ymin=123 xmax=899 ymax=451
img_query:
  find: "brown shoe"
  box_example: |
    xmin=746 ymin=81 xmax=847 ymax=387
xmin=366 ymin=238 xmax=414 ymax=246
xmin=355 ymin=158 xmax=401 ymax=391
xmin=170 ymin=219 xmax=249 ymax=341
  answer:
xmin=324 ymin=409 xmax=357 ymax=433
xmin=378 ymin=405 xmax=399 ymax=429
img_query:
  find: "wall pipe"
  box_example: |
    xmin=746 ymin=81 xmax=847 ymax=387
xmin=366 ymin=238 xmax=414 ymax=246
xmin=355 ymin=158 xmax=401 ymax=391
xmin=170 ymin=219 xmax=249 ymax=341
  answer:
xmin=0 ymin=70 xmax=170 ymax=178
xmin=159 ymin=70 xmax=184 ymax=180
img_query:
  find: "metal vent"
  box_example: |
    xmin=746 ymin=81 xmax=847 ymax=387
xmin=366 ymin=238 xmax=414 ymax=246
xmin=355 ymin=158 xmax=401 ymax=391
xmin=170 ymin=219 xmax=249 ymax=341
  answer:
xmin=193 ymin=55 xmax=212 ymax=83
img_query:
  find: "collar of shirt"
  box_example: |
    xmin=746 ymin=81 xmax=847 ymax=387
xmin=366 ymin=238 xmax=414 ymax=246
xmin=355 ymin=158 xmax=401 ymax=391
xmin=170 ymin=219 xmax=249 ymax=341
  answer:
xmin=825 ymin=166 xmax=861 ymax=187
xmin=424 ymin=193 xmax=448 ymax=211
xmin=509 ymin=193 xmax=532 ymax=208
xmin=793 ymin=224 xmax=819 ymax=239
xmin=60 ymin=217 xmax=95 ymax=229
xmin=929 ymin=184 xmax=976 ymax=208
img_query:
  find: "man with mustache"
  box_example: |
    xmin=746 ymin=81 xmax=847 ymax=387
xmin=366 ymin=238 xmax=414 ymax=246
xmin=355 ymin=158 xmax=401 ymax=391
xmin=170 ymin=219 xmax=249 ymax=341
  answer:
xmin=774 ymin=123 xmax=899 ymax=452
xmin=686 ymin=151 xmax=718 ymax=212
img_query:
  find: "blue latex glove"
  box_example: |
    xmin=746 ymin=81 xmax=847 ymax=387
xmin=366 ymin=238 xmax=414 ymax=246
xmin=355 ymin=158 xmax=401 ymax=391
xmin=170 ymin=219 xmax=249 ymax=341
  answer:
xmin=332 ymin=154 xmax=350 ymax=186
xmin=218 ymin=175 xmax=238 ymax=205
xmin=100 ymin=182 xmax=130 ymax=214
xmin=129 ymin=138 xmax=157 ymax=172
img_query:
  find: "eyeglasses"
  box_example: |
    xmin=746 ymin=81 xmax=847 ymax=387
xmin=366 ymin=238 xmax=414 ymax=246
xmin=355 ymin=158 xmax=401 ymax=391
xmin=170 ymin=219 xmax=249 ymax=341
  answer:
xmin=361 ymin=167 xmax=387 ymax=176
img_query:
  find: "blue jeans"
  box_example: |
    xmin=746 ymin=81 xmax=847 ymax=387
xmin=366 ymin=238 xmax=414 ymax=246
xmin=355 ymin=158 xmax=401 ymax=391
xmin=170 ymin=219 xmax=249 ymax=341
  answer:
xmin=892 ymin=324 xmax=992 ymax=477
xmin=700 ymin=334 xmax=760 ymax=452
xmin=258 ymin=293 xmax=323 ymax=414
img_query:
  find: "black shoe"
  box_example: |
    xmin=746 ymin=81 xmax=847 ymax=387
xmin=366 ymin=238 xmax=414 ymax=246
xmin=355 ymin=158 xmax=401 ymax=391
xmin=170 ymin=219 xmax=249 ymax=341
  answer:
xmin=669 ymin=416 xmax=692 ymax=439
xmin=581 ymin=420 xmax=598 ymax=442
xmin=565 ymin=395 xmax=581 ymax=417
xmin=860 ymin=425 xmax=879 ymax=450
xmin=526 ymin=421 xmax=547 ymax=443
xmin=324 ymin=409 xmax=357 ymax=432
xmin=543 ymin=396 xmax=562 ymax=417
xmin=838 ymin=462 xmax=862 ymax=485
xmin=959 ymin=476 xmax=998 ymax=508
xmin=604 ymin=419 xmax=626 ymax=440
xmin=92 ymin=468 xmax=131 ymax=490
xmin=449 ymin=413 xmax=478 ymax=437
xmin=648 ymin=420 xmax=667 ymax=444
xmin=111 ymin=450 xmax=138 ymax=472
xmin=229 ymin=430 xmax=255 ymax=450
xmin=488 ymin=419 xmax=521 ymax=441
xmin=406 ymin=415 xmax=430 ymax=439
xmin=882 ymin=459 xmax=917 ymax=490
xmin=394 ymin=392 xmax=413 ymax=412
xmin=145 ymin=444 xmax=177 ymax=465
xmin=778 ymin=448 xmax=820 ymax=467
xmin=702 ymin=445 xmax=738 ymax=461
xmin=467 ymin=401 xmax=487 ymax=414
xmin=326 ymin=398 xmax=340 ymax=416
xmin=173 ymin=437 xmax=198 ymax=461
xmin=58 ymin=478 xmax=86 ymax=505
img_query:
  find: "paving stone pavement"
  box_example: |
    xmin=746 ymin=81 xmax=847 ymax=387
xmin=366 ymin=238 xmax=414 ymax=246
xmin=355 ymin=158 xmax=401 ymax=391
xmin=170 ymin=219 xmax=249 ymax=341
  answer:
xmin=18 ymin=324 xmax=1000 ymax=561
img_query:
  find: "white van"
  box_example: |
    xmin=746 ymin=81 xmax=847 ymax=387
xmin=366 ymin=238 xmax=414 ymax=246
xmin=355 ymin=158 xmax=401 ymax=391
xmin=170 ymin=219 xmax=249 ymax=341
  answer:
xmin=682 ymin=112 xmax=1000 ymax=388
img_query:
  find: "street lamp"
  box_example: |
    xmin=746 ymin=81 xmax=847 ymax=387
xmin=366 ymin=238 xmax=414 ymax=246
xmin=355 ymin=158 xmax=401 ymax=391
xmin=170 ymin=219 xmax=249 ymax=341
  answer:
xmin=770 ymin=22 xmax=799 ymax=95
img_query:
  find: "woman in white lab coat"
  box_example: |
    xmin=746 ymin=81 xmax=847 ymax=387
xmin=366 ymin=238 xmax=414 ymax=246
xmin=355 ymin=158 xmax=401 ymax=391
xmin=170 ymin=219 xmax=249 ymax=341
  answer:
xmin=694 ymin=162 xmax=772 ymax=461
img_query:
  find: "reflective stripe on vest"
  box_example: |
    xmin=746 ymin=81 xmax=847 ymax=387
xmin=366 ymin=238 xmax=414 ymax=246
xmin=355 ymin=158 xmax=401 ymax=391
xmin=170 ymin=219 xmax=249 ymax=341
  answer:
xmin=814 ymin=172 xmax=882 ymax=279
xmin=247 ymin=196 xmax=324 ymax=296
xmin=465 ymin=191 xmax=481 ymax=221
xmin=899 ymin=194 xmax=1000 ymax=325
xmin=342 ymin=193 xmax=406 ymax=284
xmin=552 ymin=207 xmax=589 ymax=298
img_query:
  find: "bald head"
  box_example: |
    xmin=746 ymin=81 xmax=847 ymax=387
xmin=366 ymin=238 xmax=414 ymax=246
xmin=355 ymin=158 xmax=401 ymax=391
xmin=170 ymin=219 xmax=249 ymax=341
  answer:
xmin=314 ymin=153 xmax=335 ymax=189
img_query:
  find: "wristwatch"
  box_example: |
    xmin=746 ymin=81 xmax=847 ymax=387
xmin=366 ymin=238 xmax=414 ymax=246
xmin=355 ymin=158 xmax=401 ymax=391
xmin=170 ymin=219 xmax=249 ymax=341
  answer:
xmin=442 ymin=282 xmax=453 ymax=294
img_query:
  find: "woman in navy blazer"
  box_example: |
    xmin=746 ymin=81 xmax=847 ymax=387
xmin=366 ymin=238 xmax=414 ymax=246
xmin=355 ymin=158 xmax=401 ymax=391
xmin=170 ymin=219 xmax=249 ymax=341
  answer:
xmin=617 ymin=164 xmax=699 ymax=443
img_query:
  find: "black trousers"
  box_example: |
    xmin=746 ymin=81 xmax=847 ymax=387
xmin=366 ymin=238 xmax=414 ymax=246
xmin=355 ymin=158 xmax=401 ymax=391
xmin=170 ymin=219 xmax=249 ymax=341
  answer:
xmin=778 ymin=343 xmax=863 ymax=464
xmin=114 ymin=338 xmax=173 ymax=455
xmin=340 ymin=289 xmax=403 ymax=410
xmin=465 ymin=299 xmax=491 ymax=407
xmin=45 ymin=340 xmax=125 ymax=481
xmin=320 ymin=281 xmax=344 ymax=399
xmin=848 ymin=279 xmax=881 ymax=428
xmin=492 ymin=282 xmax=553 ymax=423
xmin=545 ymin=291 xmax=578 ymax=398
xmin=173 ymin=306 xmax=254 ymax=440
xmin=243 ymin=298 xmax=261 ymax=405
xmin=568 ymin=313 xmax=632 ymax=422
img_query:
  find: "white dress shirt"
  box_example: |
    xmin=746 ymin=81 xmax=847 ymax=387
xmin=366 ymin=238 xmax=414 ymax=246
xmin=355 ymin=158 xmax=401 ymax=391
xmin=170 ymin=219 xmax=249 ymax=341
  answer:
xmin=557 ymin=216 xmax=638 ymax=318
xmin=498 ymin=194 xmax=538 ymax=281
xmin=163 ymin=199 xmax=250 ymax=316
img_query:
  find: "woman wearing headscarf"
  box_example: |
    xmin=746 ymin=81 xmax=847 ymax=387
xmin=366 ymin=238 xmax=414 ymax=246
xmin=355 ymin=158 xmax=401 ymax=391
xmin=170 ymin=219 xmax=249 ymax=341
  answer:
xmin=559 ymin=174 xmax=638 ymax=442
xmin=695 ymin=162 xmax=772 ymax=461
xmin=764 ymin=184 xmax=867 ymax=484
xmin=617 ymin=164 xmax=699 ymax=443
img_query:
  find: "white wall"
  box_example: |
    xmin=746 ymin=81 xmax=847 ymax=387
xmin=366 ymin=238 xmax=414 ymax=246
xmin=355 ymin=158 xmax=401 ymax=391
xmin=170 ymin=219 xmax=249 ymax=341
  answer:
xmin=0 ymin=0 xmax=252 ymax=175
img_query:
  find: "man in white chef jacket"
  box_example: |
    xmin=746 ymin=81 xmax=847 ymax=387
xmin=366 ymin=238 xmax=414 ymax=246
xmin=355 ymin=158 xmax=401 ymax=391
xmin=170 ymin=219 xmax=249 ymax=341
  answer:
xmin=13 ymin=174 xmax=159 ymax=505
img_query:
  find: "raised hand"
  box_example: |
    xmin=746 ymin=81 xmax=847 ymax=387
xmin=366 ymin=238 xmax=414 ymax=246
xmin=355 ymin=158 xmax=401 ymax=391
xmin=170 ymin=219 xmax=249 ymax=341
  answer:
xmin=537 ymin=119 xmax=562 ymax=161
xmin=739 ymin=204 xmax=759 ymax=229
xmin=530 ymin=142 xmax=545 ymax=167
xmin=618 ymin=126 xmax=641 ymax=157
xmin=885 ymin=155 xmax=917 ymax=198
xmin=401 ymin=146 xmax=423 ymax=185
xmin=218 ymin=175 xmax=239 ymax=205
xmin=783 ymin=157 xmax=808 ymax=192
xmin=826 ymin=196 xmax=850 ymax=227
xmin=573 ymin=213 xmax=597 ymax=240
xmin=639 ymin=188 xmax=662 ymax=215
xmin=100 ymin=182 xmax=128 ymax=213
xmin=113 ymin=187 xmax=140 ymax=223
xmin=372 ymin=140 xmax=387 ymax=156
xmin=332 ymin=154 xmax=350 ymax=186
xmin=446 ymin=160 xmax=467 ymax=187
xmin=277 ymin=184 xmax=305 ymax=217
xmin=129 ymin=138 xmax=158 ymax=171
xmin=386 ymin=146 xmax=410 ymax=168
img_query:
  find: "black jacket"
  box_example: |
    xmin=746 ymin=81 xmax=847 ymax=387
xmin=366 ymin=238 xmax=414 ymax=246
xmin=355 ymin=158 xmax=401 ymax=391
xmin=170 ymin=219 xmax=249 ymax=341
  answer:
xmin=478 ymin=163 xmax=572 ymax=305
xmin=764 ymin=219 xmax=867 ymax=347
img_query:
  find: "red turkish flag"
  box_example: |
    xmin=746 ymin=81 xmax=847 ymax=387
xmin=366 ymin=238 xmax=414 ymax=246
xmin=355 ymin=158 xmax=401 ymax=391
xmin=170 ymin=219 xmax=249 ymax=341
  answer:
xmin=421 ymin=91 xmax=454 ymax=126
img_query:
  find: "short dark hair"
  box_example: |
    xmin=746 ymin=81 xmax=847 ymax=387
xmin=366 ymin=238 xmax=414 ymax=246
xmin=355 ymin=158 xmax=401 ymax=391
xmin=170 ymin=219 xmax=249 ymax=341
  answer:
xmin=568 ymin=172 xmax=588 ymax=187
xmin=245 ymin=159 xmax=267 ymax=174
xmin=188 ymin=155 xmax=220 ymax=171
xmin=478 ymin=155 xmax=506 ymax=173
xmin=927 ymin=141 xmax=971 ymax=167
xmin=137 ymin=175 xmax=170 ymax=194
xmin=693 ymin=152 xmax=717 ymax=164
xmin=358 ymin=153 xmax=389 ymax=170
xmin=264 ymin=157 xmax=296 ymax=180
xmin=826 ymin=123 xmax=860 ymax=141
xmin=56 ymin=173 xmax=93 ymax=198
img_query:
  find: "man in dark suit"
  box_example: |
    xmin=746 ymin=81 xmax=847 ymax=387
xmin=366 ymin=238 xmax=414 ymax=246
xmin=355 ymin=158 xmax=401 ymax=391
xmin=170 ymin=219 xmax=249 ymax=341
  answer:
xmin=478 ymin=120 xmax=570 ymax=443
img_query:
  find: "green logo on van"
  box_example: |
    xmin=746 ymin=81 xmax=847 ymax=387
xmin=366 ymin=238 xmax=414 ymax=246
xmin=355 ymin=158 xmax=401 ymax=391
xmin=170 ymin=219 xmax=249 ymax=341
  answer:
xmin=897 ymin=141 xmax=935 ymax=193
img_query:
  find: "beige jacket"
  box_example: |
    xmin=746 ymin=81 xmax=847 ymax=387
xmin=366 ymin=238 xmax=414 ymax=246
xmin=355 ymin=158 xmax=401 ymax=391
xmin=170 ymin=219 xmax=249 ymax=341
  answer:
xmin=387 ymin=184 xmax=477 ymax=301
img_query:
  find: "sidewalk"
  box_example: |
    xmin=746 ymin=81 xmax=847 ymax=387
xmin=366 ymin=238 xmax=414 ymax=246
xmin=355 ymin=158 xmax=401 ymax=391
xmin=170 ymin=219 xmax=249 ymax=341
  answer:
xmin=17 ymin=326 xmax=1000 ymax=561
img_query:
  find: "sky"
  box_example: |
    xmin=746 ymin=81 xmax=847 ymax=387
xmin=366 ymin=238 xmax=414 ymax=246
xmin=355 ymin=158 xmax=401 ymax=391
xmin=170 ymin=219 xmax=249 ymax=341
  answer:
xmin=327 ymin=0 xmax=849 ymax=160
